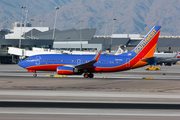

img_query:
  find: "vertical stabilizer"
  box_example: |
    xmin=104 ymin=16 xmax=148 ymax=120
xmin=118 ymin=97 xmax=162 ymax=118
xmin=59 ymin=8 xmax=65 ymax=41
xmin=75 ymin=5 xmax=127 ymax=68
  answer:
xmin=132 ymin=26 xmax=161 ymax=58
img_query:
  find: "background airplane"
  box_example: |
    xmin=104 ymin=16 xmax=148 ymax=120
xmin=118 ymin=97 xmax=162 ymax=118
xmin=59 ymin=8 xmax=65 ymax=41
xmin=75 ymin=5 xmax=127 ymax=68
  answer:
xmin=114 ymin=39 xmax=180 ymax=66
xmin=18 ymin=26 xmax=161 ymax=78
xmin=153 ymin=51 xmax=180 ymax=66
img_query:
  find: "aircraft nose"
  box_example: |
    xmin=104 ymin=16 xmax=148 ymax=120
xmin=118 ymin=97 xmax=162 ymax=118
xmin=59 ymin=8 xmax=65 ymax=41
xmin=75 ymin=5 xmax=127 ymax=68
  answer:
xmin=18 ymin=60 xmax=25 ymax=68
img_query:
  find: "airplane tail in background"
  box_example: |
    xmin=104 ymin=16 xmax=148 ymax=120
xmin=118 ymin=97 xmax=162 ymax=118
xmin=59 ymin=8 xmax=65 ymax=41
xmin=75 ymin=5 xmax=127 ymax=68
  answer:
xmin=174 ymin=51 xmax=180 ymax=58
xmin=114 ymin=47 xmax=123 ymax=55
xmin=131 ymin=26 xmax=161 ymax=58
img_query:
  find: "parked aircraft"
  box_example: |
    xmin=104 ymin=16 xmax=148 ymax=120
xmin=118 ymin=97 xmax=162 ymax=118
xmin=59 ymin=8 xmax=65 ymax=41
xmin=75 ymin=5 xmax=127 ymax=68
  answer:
xmin=18 ymin=26 xmax=161 ymax=78
xmin=154 ymin=51 xmax=180 ymax=66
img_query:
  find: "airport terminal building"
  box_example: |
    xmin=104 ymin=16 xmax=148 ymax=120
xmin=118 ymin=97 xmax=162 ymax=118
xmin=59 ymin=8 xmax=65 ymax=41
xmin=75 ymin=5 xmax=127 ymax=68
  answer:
xmin=1 ymin=25 xmax=180 ymax=63
xmin=23 ymin=27 xmax=180 ymax=52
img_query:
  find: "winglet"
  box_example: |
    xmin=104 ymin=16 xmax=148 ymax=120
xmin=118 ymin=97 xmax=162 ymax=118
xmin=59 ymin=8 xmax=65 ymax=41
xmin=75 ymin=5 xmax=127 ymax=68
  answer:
xmin=93 ymin=50 xmax=101 ymax=62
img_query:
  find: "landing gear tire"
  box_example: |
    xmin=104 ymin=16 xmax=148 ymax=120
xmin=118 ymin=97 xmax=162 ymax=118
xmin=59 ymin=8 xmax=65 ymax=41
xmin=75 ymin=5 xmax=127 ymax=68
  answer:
xmin=33 ymin=73 xmax=37 ymax=77
xmin=84 ymin=73 xmax=88 ymax=78
xmin=83 ymin=73 xmax=94 ymax=78
xmin=88 ymin=73 xmax=94 ymax=78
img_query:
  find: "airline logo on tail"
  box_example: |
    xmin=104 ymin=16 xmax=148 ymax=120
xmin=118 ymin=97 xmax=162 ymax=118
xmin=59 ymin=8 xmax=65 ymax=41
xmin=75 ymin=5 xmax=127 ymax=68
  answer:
xmin=134 ymin=28 xmax=157 ymax=54
xmin=177 ymin=52 xmax=180 ymax=58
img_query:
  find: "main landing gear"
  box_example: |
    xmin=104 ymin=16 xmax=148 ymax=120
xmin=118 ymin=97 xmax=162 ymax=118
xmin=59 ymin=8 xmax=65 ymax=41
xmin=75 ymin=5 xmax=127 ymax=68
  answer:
xmin=83 ymin=73 xmax=94 ymax=78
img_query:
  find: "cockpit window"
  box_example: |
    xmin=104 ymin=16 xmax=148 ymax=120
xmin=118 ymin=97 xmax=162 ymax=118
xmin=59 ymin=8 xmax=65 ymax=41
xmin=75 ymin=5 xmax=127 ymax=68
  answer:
xmin=25 ymin=58 xmax=31 ymax=61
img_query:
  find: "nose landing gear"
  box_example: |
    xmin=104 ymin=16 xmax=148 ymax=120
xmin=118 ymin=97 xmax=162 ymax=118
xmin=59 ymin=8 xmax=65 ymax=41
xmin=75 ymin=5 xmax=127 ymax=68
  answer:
xmin=33 ymin=71 xmax=37 ymax=77
xmin=33 ymin=73 xmax=37 ymax=77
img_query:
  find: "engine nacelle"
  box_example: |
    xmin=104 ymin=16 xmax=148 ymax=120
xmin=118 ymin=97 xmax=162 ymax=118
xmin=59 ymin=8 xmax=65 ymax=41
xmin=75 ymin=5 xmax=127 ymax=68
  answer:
xmin=57 ymin=66 xmax=74 ymax=75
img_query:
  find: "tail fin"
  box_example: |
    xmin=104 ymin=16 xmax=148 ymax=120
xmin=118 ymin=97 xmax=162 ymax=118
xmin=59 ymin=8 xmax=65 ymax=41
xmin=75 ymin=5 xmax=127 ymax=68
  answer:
xmin=114 ymin=47 xmax=123 ymax=55
xmin=174 ymin=51 xmax=180 ymax=58
xmin=132 ymin=26 xmax=161 ymax=58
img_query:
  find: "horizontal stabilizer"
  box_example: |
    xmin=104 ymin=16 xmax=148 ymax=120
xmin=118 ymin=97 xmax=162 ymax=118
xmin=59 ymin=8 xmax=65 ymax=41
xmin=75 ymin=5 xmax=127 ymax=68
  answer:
xmin=141 ymin=57 xmax=156 ymax=62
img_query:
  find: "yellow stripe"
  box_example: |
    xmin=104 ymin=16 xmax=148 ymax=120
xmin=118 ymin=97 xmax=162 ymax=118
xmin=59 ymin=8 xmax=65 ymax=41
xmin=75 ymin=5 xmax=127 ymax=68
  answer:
xmin=131 ymin=43 xmax=157 ymax=69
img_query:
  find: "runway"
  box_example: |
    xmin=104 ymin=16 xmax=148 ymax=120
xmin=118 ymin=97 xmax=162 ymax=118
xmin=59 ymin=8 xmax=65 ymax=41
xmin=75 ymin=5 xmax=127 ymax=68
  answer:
xmin=1 ymin=64 xmax=180 ymax=93
xmin=1 ymin=108 xmax=180 ymax=120
xmin=1 ymin=64 xmax=180 ymax=119
xmin=1 ymin=90 xmax=180 ymax=119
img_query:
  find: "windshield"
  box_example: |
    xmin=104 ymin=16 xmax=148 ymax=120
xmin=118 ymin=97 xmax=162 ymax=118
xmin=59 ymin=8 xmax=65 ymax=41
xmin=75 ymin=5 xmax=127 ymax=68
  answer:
xmin=25 ymin=58 xmax=31 ymax=61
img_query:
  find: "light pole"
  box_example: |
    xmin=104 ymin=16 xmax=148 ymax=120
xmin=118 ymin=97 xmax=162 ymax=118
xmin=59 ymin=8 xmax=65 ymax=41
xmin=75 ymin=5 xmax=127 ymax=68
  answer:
xmin=41 ymin=20 xmax=45 ymax=27
xmin=38 ymin=20 xmax=45 ymax=27
xmin=38 ymin=20 xmax=41 ymax=27
xmin=24 ymin=10 xmax=28 ymax=38
xmin=104 ymin=21 xmax=108 ymax=36
xmin=5 ymin=21 xmax=10 ymax=39
xmin=52 ymin=7 xmax=59 ymax=40
xmin=30 ymin=19 xmax=34 ymax=39
xmin=79 ymin=20 xmax=83 ymax=51
xmin=89 ymin=22 xmax=92 ymax=29
xmin=110 ymin=19 xmax=116 ymax=52
xmin=19 ymin=6 xmax=26 ymax=48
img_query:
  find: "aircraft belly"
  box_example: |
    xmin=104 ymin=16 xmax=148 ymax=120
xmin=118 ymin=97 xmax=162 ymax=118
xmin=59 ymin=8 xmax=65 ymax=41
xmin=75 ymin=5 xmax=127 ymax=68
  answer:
xmin=26 ymin=64 xmax=63 ymax=71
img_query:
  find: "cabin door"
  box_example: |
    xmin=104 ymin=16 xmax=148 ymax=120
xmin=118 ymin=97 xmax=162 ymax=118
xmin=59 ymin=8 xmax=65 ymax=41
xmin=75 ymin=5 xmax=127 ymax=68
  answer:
xmin=77 ymin=59 xmax=81 ymax=65
xmin=35 ymin=56 xmax=41 ymax=65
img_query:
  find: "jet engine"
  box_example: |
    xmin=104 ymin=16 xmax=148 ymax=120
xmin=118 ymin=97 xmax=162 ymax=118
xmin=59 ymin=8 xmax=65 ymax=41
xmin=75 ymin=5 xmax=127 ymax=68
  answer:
xmin=57 ymin=66 xmax=83 ymax=75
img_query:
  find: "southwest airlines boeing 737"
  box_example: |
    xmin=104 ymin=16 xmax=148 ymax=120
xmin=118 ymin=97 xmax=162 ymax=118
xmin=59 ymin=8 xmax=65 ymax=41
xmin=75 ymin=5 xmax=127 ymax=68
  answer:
xmin=18 ymin=26 xmax=161 ymax=78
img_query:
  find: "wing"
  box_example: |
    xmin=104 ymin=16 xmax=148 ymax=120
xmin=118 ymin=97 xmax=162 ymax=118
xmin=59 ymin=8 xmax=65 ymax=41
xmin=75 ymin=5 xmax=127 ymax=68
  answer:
xmin=141 ymin=56 xmax=174 ymax=65
xmin=75 ymin=50 xmax=101 ymax=69
xmin=154 ymin=57 xmax=171 ymax=62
